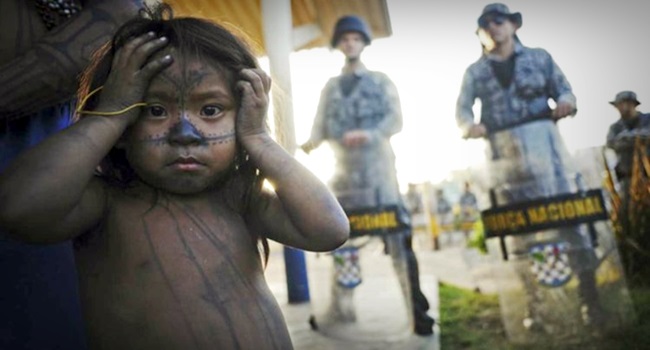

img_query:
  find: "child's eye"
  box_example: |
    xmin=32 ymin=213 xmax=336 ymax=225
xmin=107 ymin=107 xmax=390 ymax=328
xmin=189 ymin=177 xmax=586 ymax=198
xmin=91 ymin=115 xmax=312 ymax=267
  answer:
xmin=201 ymin=105 xmax=223 ymax=118
xmin=145 ymin=105 xmax=167 ymax=118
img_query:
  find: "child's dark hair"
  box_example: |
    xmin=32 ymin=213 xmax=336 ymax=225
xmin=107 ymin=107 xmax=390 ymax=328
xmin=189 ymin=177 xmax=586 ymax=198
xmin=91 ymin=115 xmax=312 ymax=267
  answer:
xmin=76 ymin=2 xmax=268 ymax=262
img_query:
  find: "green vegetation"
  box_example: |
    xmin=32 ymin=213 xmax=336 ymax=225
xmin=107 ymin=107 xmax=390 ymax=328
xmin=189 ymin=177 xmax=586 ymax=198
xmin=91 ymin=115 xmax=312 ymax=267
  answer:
xmin=439 ymin=283 xmax=650 ymax=350
xmin=465 ymin=220 xmax=487 ymax=254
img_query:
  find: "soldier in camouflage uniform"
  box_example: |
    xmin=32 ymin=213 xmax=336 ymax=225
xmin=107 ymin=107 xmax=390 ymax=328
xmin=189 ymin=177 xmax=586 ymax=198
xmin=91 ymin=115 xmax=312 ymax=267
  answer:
xmin=606 ymin=91 xmax=650 ymax=235
xmin=456 ymin=3 xmax=604 ymax=332
xmin=302 ymin=15 xmax=434 ymax=335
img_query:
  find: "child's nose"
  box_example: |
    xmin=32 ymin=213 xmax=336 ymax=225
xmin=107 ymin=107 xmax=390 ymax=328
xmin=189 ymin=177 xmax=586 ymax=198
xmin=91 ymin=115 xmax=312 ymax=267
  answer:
xmin=169 ymin=117 xmax=204 ymax=145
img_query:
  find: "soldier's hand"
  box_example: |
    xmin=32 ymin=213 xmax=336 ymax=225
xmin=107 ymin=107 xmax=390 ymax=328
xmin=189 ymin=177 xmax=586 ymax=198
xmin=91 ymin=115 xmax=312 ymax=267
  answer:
xmin=300 ymin=141 xmax=315 ymax=154
xmin=466 ymin=124 xmax=487 ymax=139
xmin=552 ymin=101 xmax=574 ymax=120
xmin=342 ymin=130 xmax=371 ymax=147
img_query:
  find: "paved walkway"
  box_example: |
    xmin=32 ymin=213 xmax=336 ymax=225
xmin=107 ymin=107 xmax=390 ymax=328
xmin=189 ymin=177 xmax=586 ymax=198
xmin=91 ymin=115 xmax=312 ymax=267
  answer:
xmin=418 ymin=230 xmax=499 ymax=295
xmin=264 ymin=230 xmax=500 ymax=349
xmin=265 ymin=238 xmax=442 ymax=350
xmin=265 ymin=229 xmax=503 ymax=349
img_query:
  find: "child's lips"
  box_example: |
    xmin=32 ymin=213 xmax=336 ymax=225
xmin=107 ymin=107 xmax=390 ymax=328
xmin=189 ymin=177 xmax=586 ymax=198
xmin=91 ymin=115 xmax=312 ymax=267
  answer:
xmin=170 ymin=156 xmax=204 ymax=171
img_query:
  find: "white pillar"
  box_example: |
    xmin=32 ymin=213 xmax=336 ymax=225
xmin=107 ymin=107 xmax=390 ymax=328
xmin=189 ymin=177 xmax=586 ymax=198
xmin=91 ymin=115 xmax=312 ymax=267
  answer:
xmin=262 ymin=0 xmax=310 ymax=304
xmin=261 ymin=0 xmax=296 ymax=154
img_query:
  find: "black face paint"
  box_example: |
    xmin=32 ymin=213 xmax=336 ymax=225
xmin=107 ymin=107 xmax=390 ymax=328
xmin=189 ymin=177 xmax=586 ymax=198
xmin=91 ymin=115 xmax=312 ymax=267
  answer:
xmin=204 ymin=130 xmax=236 ymax=145
xmin=168 ymin=117 xmax=206 ymax=146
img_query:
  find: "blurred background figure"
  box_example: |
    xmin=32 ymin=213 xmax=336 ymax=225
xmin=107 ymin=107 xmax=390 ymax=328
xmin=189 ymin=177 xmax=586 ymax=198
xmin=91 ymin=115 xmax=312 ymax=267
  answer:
xmin=434 ymin=188 xmax=454 ymax=245
xmin=458 ymin=181 xmax=479 ymax=239
xmin=606 ymin=91 xmax=650 ymax=184
xmin=301 ymin=15 xmax=434 ymax=335
xmin=405 ymin=182 xmax=436 ymax=250
xmin=0 ymin=1 xmax=140 ymax=348
xmin=606 ymin=91 xmax=650 ymax=230
xmin=456 ymin=2 xmax=604 ymax=332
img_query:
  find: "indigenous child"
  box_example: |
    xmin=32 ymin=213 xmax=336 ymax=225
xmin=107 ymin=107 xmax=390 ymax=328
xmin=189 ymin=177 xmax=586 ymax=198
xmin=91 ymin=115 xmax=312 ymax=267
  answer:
xmin=0 ymin=3 xmax=349 ymax=349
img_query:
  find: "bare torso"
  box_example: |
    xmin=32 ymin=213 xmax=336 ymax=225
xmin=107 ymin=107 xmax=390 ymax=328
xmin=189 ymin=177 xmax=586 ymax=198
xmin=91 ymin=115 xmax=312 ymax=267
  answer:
xmin=74 ymin=186 xmax=293 ymax=350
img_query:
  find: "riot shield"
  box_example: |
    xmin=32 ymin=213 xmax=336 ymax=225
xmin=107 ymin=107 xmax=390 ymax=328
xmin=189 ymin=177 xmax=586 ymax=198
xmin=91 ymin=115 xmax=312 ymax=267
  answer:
xmin=481 ymin=150 xmax=635 ymax=345
xmin=307 ymin=188 xmax=414 ymax=341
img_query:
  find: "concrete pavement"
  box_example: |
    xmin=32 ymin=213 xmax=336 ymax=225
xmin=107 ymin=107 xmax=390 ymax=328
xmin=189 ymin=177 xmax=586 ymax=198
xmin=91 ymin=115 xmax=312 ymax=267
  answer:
xmin=264 ymin=229 xmax=500 ymax=349
xmin=264 ymin=234 xmax=457 ymax=350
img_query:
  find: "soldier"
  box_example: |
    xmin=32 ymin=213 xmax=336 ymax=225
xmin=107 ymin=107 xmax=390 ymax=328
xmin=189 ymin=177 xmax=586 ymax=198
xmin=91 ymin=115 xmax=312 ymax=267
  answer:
xmin=456 ymin=2 xmax=604 ymax=331
xmin=606 ymin=90 xmax=650 ymax=234
xmin=301 ymin=15 xmax=434 ymax=335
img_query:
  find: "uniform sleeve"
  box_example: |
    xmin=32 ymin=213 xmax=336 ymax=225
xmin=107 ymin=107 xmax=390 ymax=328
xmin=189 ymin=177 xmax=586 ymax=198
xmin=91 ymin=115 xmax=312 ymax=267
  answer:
xmin=305 ymin=79 xmax=334 ymax=149
xmin=373 ymin=73 xmax=403 ymax=138
xmin=606 ymin=124 xmax=620 ymax=150
xmin=544 ymin=51 xmax=577 ymax=115
xmin=607 ymin=121 xmax=647 ymax=152
xmin=456 ymin=68 xmax=477 ymax=137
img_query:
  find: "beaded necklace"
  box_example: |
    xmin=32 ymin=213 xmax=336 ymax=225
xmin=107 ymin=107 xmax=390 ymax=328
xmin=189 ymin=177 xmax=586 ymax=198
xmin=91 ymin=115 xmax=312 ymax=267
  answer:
xmin=33 ymin=0 xmax=82 ymax=30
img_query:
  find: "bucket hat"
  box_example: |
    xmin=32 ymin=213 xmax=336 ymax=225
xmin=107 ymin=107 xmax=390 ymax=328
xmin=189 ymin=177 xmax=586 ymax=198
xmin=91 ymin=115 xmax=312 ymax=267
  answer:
xmin=478 ymin=3 xmax=522 ymax=29
xmin=610 ymin=91 xmax=641 ymax=106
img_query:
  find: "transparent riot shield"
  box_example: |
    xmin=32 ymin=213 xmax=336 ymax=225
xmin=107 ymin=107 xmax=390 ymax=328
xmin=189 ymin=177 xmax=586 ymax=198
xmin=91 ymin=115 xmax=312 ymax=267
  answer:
xmin=481 ymin=149 xmax=635 ymax=345
xmin=308 ymin=189 xmax=413 ymax=341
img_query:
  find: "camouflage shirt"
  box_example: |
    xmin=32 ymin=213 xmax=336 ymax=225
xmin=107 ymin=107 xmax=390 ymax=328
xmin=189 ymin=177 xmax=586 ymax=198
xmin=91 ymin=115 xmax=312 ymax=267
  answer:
xmin=456 ymin=42 xmax=578 ymax=203
xmin=456 ymin=42 xmax=576 ymax=136
xmin=606 ymin=112 xmax=650 ymax=177
xmin=306 ymin=66 xmax=403 ymax=209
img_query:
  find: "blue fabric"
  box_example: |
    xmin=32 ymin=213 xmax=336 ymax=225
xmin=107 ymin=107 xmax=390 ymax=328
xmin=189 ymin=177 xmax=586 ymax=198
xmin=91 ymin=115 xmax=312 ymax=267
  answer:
xmin=0 ymin=104 xmax=87 ymax=350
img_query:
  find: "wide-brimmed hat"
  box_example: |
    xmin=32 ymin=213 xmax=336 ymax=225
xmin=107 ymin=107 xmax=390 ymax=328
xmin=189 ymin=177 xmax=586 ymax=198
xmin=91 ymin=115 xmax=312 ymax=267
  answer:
xmin=610 ymin=91 xmax=641 ymax=106
xmin=478 ymin=3 xmax=522 ymax=29
xmin=330 ymin=15 xmax=372 ymax=48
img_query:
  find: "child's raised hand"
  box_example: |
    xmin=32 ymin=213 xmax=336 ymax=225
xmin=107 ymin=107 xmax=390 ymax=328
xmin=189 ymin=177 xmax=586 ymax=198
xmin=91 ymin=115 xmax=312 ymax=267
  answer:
xmin=95 ymin=32 xmax=173 ymax=123
xmin=236 ymin=68 xmax=271 ymax=139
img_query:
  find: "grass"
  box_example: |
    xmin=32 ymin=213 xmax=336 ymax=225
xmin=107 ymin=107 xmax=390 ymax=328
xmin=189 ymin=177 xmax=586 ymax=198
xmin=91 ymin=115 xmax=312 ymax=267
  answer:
xmin=439 ymin=282 xmax=650 ymax=350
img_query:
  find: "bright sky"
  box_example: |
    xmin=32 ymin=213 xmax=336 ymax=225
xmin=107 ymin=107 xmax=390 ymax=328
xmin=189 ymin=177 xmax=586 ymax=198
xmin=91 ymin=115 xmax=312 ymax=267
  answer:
xmin=269 ymin=0 xmax=650 ymax=190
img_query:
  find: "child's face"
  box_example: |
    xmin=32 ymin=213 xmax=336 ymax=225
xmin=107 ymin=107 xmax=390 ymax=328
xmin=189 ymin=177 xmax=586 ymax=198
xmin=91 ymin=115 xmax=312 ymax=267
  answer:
xmin=122 ymin=57 xmax=238 ymax=194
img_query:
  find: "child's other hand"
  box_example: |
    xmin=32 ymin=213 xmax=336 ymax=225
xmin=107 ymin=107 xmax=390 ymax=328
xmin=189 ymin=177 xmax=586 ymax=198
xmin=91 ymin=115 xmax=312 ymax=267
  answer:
xmin=236 ymin=68 xmax=271 ymax=140
xmin=97 ymin=32 xmax=173 ymax=123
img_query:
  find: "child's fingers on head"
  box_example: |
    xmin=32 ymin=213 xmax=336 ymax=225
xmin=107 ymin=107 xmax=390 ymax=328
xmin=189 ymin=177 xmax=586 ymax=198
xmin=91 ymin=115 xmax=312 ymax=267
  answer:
xmin=237 ymin=80 xmax=252 ymax=95
xmin=114 ymin=32 xmax=157 ymax=69
xmin=139 ymin=54 xmax=174 ymax=81
xmin=129 ymin=36 xmax=169 ymax=71
xmin=255 ymin=69 xmax=272 ymax=93
xmin=240 ymin=69 xmax=265 ymax=97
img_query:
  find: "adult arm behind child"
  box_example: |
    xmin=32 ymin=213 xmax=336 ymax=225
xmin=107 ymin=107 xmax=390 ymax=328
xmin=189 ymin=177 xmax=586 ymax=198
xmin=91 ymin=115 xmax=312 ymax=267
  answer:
xmin=236 ymin=69 xmax=349 ymax=252
xmin=0 ymin=0 xmax=142 ymax=120
xmin=0 ymin=33 xmax=172 ymax=243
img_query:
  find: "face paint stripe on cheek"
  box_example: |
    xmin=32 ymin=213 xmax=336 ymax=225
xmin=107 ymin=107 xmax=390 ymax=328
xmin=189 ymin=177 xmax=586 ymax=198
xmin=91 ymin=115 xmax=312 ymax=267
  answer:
xmin=205 ymin=130 xmax=235 ymax=145
xmin=139 ymin=132 xmax=169 ymax=146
